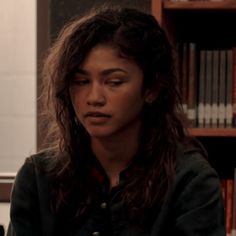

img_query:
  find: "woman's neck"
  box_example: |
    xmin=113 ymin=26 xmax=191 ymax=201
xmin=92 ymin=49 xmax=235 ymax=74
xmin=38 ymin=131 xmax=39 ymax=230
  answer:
xmin=91 ymin=124 xmax=141 ymax=187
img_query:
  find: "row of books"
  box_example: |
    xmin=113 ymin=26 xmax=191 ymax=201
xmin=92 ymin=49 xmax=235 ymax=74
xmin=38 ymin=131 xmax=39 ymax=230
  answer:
xmin=168 ymin=0 xmax=225 ymax=2
xmin=221 ymin=173 xmax=236 ymax=236
xmin=177 ymin=42 xmax=236 ymax=128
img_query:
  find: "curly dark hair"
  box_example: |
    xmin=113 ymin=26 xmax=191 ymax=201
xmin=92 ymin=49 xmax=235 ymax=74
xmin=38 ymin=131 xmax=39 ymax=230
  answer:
xmin=39 ymin=6 xmax=189 ymax=225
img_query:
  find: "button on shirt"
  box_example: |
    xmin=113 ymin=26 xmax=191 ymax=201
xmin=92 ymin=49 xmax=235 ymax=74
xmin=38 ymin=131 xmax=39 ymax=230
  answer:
xmin=92 ymin=232 xmax=100 ymax=236
xmin=100 ymin=202 xmax=107 ymax=209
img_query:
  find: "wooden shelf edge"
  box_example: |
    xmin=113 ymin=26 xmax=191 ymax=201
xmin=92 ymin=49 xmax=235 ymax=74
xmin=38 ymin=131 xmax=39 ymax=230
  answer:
xmin=0 ymin=173 xmax=16 ymax=179
xmin=0 ymin=182 xmax=13 ymax=202
xmin=163 ymin=0 xmax=236 ymax=10
xmin=189 ymin=128 xmax=236 ymax=137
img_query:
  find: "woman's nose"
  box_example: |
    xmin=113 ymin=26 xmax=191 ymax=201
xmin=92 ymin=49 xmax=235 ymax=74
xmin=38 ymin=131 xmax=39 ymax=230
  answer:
xmin=87 ymin=83 xmax=106 ymax=106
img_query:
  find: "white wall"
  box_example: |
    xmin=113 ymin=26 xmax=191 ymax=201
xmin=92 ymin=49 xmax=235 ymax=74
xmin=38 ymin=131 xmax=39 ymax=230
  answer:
xmin=0 ymin=0 xmax=36 ymax=234
xmin=0 ymin=1 xmax=36 ymax=172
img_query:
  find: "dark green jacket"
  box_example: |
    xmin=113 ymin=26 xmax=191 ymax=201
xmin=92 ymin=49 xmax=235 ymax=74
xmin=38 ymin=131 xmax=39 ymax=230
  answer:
xmin=8 ymin=149 xmax=226 ymax=236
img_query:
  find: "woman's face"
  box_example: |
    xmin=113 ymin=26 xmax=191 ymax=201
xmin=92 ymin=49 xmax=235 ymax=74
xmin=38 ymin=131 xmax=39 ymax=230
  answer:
xmin=70 ymin=44 xmax=152 ymax=139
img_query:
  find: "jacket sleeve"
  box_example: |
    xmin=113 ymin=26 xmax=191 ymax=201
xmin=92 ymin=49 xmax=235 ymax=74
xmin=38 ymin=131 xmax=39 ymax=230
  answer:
xmin=173 ymin=156 xmax=226 ymax=236
xmin=8 ymin=158 xmax=42 ymax=236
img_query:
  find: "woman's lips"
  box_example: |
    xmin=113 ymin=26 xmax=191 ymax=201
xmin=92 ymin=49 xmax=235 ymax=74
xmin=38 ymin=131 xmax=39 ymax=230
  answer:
xmin=84 ymin=112 xmax=111 ymax=124
xmin=85 ymin=112 xmax=111 ymax=118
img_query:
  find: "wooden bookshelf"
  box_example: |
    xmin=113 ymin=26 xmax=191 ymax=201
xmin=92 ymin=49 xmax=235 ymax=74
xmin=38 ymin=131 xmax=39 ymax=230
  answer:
xmin=163 ymin=0 xmax=236 ymax=11
xmin=190 ymin=128 xmax=236 ymax=137
xmin=152 ymin=0 xmax=236 ymax=163
xmin=0 ymin=174 xmax=15 ymax=202
xmin=152 ymin=2 xmax=236 ymax=232
xmin=152 ymin=0 xmax=236 ymax=133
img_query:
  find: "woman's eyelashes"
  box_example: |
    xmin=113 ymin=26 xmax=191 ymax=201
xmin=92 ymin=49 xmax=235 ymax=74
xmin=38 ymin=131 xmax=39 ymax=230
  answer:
xmin=71 ymin=75 xmax=127 ymax=87
xmin=105 ymin=78 xmax=126 ymax=87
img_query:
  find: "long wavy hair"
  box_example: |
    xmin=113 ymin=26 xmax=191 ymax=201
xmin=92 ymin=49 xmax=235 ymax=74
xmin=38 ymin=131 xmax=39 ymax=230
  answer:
xmin=40 ymin=7 xmax=190 ymax=226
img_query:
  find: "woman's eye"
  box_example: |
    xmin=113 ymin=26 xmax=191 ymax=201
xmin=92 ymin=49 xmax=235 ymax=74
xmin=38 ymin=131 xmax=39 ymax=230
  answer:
xmin=106 ymin=79 xmax=125 ymax=87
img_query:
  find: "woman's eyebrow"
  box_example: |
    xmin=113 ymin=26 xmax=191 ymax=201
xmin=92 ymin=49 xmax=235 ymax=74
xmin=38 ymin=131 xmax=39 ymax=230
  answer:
xmin=75 ymin=68 xmax=127 ymax=76
xmin=100 ymin=68 xmax=127 ymax=76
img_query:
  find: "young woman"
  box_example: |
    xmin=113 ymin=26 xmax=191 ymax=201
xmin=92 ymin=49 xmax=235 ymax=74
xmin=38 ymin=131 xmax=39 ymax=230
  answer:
xmin=8 ymin=7 xmax=225 ymax=236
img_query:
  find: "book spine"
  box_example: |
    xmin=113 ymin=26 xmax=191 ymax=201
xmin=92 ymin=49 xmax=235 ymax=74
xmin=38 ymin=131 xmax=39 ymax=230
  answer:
xmin=226 ymin=179 xmax=233 ymax=236
xmin=219 ymin=50 xmax=226 ymax=128
xmin=212 ymin=50 xmax=219 ymax=127
xmin=232 ymin=48 xmax=236 ymax=127
xmin=205 ymin=50 xmax=213 ymax=127
xmin=232 ymin=168 xmax=236 ymax=236
xmin=226 ymin=49 xmax=233 ymax=127
xmin=198 ymin=50 xmax=206 ymax=128
xmin=182 ymin=43 xmax=189 ymax=116
xmin=187 ymin=43 xmax=197 ymax=127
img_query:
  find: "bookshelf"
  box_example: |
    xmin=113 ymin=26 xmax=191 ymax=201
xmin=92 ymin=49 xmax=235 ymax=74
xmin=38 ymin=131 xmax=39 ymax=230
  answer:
xmin=163 ymin=0 xmax=236 ymax=11
xmin=152 ymin=0 xmax=236 ymax=137
xmin=151 ymin=0 xmax=236 ymax=233
xmin=190 ymin=128 xmax=236 ymax=137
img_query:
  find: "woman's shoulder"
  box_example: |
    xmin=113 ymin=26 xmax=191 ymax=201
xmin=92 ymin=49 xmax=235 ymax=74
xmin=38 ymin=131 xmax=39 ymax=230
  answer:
xmin=15 ymin=150 xmax=55 ymax=186
xmin=26 ymin=150 xmax=53 ymax=168
xmin=175 ymin=140 xmax=217 ymax=179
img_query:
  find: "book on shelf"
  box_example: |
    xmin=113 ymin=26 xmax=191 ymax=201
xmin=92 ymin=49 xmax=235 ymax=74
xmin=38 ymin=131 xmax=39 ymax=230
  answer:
xmin=221 ymin=177 xmax=235 ymax=236
xmin=232 ymin=169 xmax=236 ymax=236
xmin=212 ymin=50 xmax=219 ymax=128
xmin=221 ymin=179 xmax=227 ymax=210
xmin=226 ymin=49 xmax=233 ymax=128
xmin=198 ymin=50 xmax=206 ymax=128
xmin=232 ymin=48 xmax=236 ymax=127
xmin=226 ymin=179 xmax=233 ymax=236
xmin=177 ymin=42 xmax=189 ymax=118
xmin=218 ymin=50 xmax=226 ymax=128
xmin=182 ymin=43 xmax=189 ymax=116
xmin=205 ymin=50 xmax=213 ymax=128
xmin=187 ymin=43 xmax=197 ymax=127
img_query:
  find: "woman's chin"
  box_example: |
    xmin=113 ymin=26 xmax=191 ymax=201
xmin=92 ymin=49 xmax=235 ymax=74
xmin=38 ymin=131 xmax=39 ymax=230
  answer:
xmin=86 ymin=127 xmax=115 ymax=139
